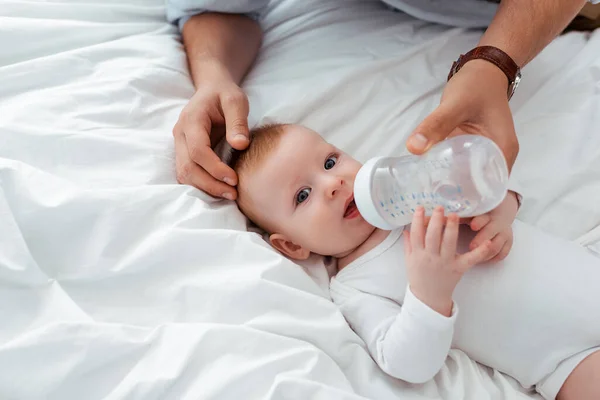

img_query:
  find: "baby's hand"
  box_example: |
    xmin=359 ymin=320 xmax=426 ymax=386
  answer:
xmin=466 ymin=191 xmax=519 ymax=262
xmin=404 ymin=206 xmax=492 ymax=317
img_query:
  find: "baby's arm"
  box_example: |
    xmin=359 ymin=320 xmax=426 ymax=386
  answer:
xmin=336 ymin=284 xmax=457 ymax=384
xmin=334 ymin=207 xmax=492 ymax=384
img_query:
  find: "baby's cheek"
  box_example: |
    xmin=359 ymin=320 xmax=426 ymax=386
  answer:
xmin=325 ymin=224 xmax=350 ymax=248
xmin=305 ymin=221 xmax=340 ymax=252
xmin=302 ymin=208 xmax=343 ymax=250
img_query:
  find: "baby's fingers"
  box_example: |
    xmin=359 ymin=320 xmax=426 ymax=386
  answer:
xmin=425 ymin=206 xmax=445 ymax=253
xmin=485 ymin=235 xmax=507 ymax=262
xmin=458 ymin=240 xmax=492 ymax=271
xmin=490 ymin=240 xmax=511 ymax=262
xmin=469 ymin=222 xmax=497 ymax=251
xmin=410 ymin=207 xmax=425 ymax=250
xmin=403 ymin=230 xmax=412 ymax=255
xmin=441 ymin=214 xmax=459 ymax=259
xmin=470 ymin=214 xmax=491 ymax=232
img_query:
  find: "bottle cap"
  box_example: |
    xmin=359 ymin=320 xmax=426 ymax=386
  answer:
xmin=354 ymin=157 xmax=397 ymax=230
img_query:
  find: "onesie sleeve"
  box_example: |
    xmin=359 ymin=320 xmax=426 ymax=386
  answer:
xmin=330 ymin=281 xmax=457 ymax=384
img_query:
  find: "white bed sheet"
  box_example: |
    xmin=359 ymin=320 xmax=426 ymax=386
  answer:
xmin=1 ymin=0 xmax=599 ymax=399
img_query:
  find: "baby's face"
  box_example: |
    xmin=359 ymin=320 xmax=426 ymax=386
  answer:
xmin=242 ymin=125 xmax=376 ymax=258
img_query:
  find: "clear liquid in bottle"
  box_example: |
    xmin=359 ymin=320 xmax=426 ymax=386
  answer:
xmin=353 ymin=135 xmax=509 ymax=230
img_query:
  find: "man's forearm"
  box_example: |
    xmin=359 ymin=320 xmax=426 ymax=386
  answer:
xmin=479 ymin=0 xmax=587 ymax=67
xmin=182 ymin=13 xmax=263 ymax=87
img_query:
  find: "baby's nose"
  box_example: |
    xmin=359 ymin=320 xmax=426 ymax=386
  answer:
xmin=327 ymin=178 xmax=345 ymax=197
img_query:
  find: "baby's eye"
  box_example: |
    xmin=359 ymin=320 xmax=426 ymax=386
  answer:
xmin=296 ymin=188 xmax=311 ymax=204
xmin=324 ymin=155 xmax=338 ymax=170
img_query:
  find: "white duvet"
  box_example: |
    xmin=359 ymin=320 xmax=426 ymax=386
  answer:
xmin=1 ymin=0 xmax=599 ymax=399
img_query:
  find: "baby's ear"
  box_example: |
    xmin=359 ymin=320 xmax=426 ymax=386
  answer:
xmin=269 ymin=233 xmax=310 ymax=260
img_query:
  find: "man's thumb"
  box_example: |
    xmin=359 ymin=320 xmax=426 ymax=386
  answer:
xmin=406 ymin=105 xmax=462 ymax=155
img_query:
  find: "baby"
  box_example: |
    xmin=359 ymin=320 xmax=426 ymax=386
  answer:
xmin=232 ymin=123 xmax=600 ymax=400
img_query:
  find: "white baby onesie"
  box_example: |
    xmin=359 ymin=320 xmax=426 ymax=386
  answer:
xmin=330 ymin=220 xmax=600 ymax=400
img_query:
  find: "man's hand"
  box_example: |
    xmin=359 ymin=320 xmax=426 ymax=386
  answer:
xmin=173 ymin=13 xmax=262 ymax=200
xmin=406 ymin=0 xmax=588 ymax=171
xmin=406 ymin=59 xmax=519 ymax=171
xmin=173 ymin=62 xmax=250 ymax=200
xmin=466 ymin=191 xmax=520 ymax=262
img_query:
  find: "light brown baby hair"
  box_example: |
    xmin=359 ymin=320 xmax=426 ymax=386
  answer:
xmin=233 ymin=123 xmax=288 ymax=232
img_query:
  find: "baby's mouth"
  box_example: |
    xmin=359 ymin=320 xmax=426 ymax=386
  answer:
xmin=344 ymin=198 xmax=359 ymax=219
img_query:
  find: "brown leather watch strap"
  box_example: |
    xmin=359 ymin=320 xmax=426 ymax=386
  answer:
xmin=448 ymin=46 xmax=521 ymax=99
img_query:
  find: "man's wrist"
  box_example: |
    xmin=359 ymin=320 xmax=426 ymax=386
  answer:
xmin=455 ymin=59 xmax=510 ymax=95
xmin=181 ymin=13 xmax=261 ymax=88
xmin=191 ymin=57 xmax=235 ymax=88
xmin=448 ymin=45 xmax=522 ymax=100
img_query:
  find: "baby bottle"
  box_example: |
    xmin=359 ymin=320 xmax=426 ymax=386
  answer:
xmin=353 ymin=135 xmax=509 ymax=230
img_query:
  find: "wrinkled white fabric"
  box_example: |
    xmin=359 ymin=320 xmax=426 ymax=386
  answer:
xmin=1 ymin=0 xmax=599 ymax=398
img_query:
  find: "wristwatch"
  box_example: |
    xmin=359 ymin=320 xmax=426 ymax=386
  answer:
xmin=447 ymin=46 xmax=522 ymax=100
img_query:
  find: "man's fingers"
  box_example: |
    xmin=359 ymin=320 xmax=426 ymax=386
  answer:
xmin=410 ymin=207 xmax=426 ymax=250
xmin=182 ymin=113 xmax=237 ymax=186
xmin=425 ymin=206 xmax=444 ymax=253
xmin=221 ymin=90 xmax=250 ymax=151
xmin=174 ymin=129 xmax=237 ymax=199
xmin=441 ymin=213 xmax=460 ymax=259
xmin=406 ymin=104 xmax=466 ymax=155
xmin=189 ymin=165 xmax=237 ymax=200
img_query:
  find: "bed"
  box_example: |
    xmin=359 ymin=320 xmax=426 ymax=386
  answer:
xmin=1 ymin=0 xmax=599 ymax=398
